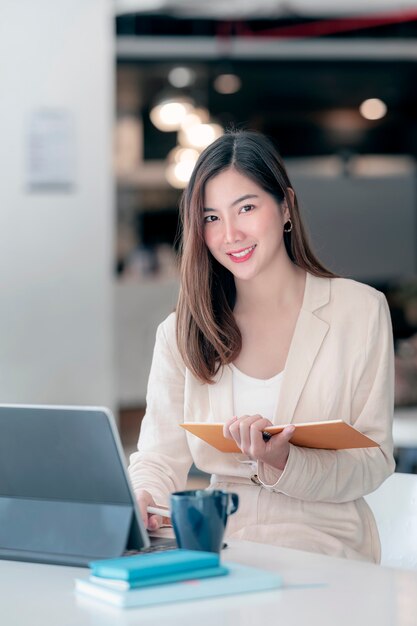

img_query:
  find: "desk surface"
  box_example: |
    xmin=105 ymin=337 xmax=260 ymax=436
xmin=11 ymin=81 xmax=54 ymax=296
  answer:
xmin=1 ymin=541 xmax=417 ymax=626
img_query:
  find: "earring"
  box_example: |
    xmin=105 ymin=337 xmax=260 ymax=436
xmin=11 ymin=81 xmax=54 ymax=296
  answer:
xmin=283 ymin=219 xmax=293 ymax=233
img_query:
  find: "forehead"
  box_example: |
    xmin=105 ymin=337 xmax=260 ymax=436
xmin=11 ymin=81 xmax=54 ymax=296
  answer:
xmin=204 ymin=168 xmax=264 ymax=205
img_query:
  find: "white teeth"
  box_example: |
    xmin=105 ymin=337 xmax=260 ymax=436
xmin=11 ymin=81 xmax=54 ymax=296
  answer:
xmin=230 ymin=246 xmax=255 ymax=258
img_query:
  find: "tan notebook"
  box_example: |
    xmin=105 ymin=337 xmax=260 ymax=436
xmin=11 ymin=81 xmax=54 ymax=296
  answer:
xmin=180 ymin=420 xmax=379 ymax=453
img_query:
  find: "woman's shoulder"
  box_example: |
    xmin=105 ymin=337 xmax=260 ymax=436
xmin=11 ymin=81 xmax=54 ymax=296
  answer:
xmin=329 ymin=276 xmax=386 ymax=308
xmin=158 ymin=310 xmax=177 ymax=335
xmin=314 ymin=276 xmax=391 ymax=335
xmin=307 ymin=273 xmax=386 ymax=318
xmin=156 ymin=311 xmax=179 ymax=348
xmin=155 ymin=311 xmax=186 ymax=372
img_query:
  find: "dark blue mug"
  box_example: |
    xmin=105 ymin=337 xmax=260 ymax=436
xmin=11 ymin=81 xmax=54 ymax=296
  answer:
xmin=170 ymin=489 xmax=239 ymax=553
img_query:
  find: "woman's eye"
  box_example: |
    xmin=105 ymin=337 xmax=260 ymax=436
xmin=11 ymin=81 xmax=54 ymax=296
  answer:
xmin=240 ymin=204 xmax=254 ymax=214
xmin=203 ymin=215 xmax=218 ymax=224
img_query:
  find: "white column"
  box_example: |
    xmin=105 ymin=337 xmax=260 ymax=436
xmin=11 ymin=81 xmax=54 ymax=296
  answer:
xmin=0 ymin=0 xmax=115 ymax=409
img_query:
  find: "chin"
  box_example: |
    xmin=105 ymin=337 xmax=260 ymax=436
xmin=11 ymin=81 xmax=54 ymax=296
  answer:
xmin=229 ymin=266 xmax=258 ymax=281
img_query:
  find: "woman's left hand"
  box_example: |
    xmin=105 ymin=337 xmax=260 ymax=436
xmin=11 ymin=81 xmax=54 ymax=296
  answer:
xmin=223 ymin=414 xmax=295 ymax=471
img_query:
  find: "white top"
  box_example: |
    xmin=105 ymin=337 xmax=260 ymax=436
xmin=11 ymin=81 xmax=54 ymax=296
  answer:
xmin=231 ymin=364 xmax=284 ymax=421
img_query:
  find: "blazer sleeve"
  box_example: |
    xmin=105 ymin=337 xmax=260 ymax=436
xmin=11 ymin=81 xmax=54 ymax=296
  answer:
xmin=128 ymin=315 xmax=193 ymax=505
xmin=257 ymin=292 xmax=396 ymax=503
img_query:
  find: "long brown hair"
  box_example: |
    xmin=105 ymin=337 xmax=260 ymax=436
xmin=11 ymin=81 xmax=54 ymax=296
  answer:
xmin=176 ymin=130 xmax=336 ymax=384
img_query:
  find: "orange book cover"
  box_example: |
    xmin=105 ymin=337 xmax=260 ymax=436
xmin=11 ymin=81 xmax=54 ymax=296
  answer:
xmin=180 ymin=420 xmax=379 ymax=453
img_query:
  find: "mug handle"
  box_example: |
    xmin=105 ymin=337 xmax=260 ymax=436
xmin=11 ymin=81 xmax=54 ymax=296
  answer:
xmin=228 ymin=493 xmax=239 ymax=515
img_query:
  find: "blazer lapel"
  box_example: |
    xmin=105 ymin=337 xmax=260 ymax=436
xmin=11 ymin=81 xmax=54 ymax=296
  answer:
xmin=274 ymin=273 xmax=331 ymax=424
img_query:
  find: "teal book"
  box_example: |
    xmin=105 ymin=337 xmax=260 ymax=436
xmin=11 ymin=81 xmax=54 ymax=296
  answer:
xmin=75 ymin=563 xmax=283 ymax=609
xmin=89 ymin=549 xmax=220 ymax=583
xmin=89 ymin=564 xmax=228 ymax=590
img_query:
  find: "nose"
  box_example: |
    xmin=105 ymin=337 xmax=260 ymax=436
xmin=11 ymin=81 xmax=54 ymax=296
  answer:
xmin=223 ymin=216 xmax=243 ymax=244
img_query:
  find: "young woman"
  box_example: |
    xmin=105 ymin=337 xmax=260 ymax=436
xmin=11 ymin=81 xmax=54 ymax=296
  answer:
xmin=129 ymin=130 xmax=395 ymax=562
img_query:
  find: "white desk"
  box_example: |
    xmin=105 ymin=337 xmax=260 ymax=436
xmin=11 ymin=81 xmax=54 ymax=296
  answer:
xmin=1 ymin=541 xmax=417 ymax=626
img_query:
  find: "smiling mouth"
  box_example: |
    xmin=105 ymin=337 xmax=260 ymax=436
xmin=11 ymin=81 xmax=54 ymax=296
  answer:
xmin=227 ymin=245 xmax=256 ymax=259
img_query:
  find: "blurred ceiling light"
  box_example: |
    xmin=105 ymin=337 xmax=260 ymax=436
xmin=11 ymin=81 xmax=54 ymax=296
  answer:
xmin=168 ymin=146 xmax=200 ymax=165
xmin=168 ymin=66 xmax=196 ymax=88
xmin=180 ymin=107 xmax=210 ymax=130
xmin=166 ymin=145 xmax=199 ymax=188
xmin=179 ymin=122 xmax=224 ymax=150
xmin=165 ymin=145 xmax=200 ymax=188
xmin=166 ymin=161 xmax=194 ymax=188
xmin=319 ymin=109 xmax=367 ymax=146
xmin=214 ymin=73 xmax=241 ymax=95
xmin=359 ymin=98 xmax=387 ymax=121
xmin=321 ymin=109 xmax=367 ymax=132
xmin=150 ymin=95 xmax=194 ymax=132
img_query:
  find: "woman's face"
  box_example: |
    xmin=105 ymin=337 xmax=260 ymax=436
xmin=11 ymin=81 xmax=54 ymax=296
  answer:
xmin=203 ymin=168 xmax=290 ymax=283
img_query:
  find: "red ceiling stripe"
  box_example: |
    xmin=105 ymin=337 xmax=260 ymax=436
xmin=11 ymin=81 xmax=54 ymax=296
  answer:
xmin=223 ymin=10 xmax=417 ymax=39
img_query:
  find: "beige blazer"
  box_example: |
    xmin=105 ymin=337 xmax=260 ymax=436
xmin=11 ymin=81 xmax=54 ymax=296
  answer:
xmin=129 ymin=273 xmax=395 ymax=562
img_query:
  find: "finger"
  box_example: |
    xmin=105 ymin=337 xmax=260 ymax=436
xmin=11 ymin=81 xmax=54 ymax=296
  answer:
xmin=239 ymin=415 xmax=264 ymax=454
xmin=137 ymin=489 xmax=156 ymax=528
xmin=250 ymin=418 xmax=273 ymax=433
xmin=147 ymin=514 xmax=162 ymax=531
xmin=247 ymin=418 xmax=273 ymax=455
xmin=137 ymin=496 xmax=150 ymax=527
xmin=228 ymin=416 xmax=246 ymax=448
xmin=279 ymin=425 xmax=296 ymax=443
xmin=223 ymin=416 xmax=238 ymax=440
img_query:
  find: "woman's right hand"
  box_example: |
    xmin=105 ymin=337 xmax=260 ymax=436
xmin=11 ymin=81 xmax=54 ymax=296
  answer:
xmin=136 ymin=489 xmax=162 ymax=531
xmin=223 ymin=414 xmax=294 ymax=471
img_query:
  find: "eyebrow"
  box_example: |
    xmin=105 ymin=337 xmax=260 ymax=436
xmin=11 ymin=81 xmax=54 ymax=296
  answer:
xmin=203 ymin=194 xmax=259 ymax=212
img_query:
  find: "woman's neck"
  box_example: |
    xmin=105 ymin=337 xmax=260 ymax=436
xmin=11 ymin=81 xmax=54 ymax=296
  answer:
xmin=234 ymin=259 xmax=306 ymax=316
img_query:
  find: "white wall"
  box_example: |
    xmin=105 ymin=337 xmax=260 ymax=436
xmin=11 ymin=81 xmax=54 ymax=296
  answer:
xmin=0 ymin=1 xmax=115 ymax=408
xmin=116 ymin=279 xmax=179 ymax=406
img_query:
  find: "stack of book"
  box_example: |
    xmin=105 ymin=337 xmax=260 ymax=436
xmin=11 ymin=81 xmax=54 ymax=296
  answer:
xmin=75 ymin=548 xmax=283 ymax=608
